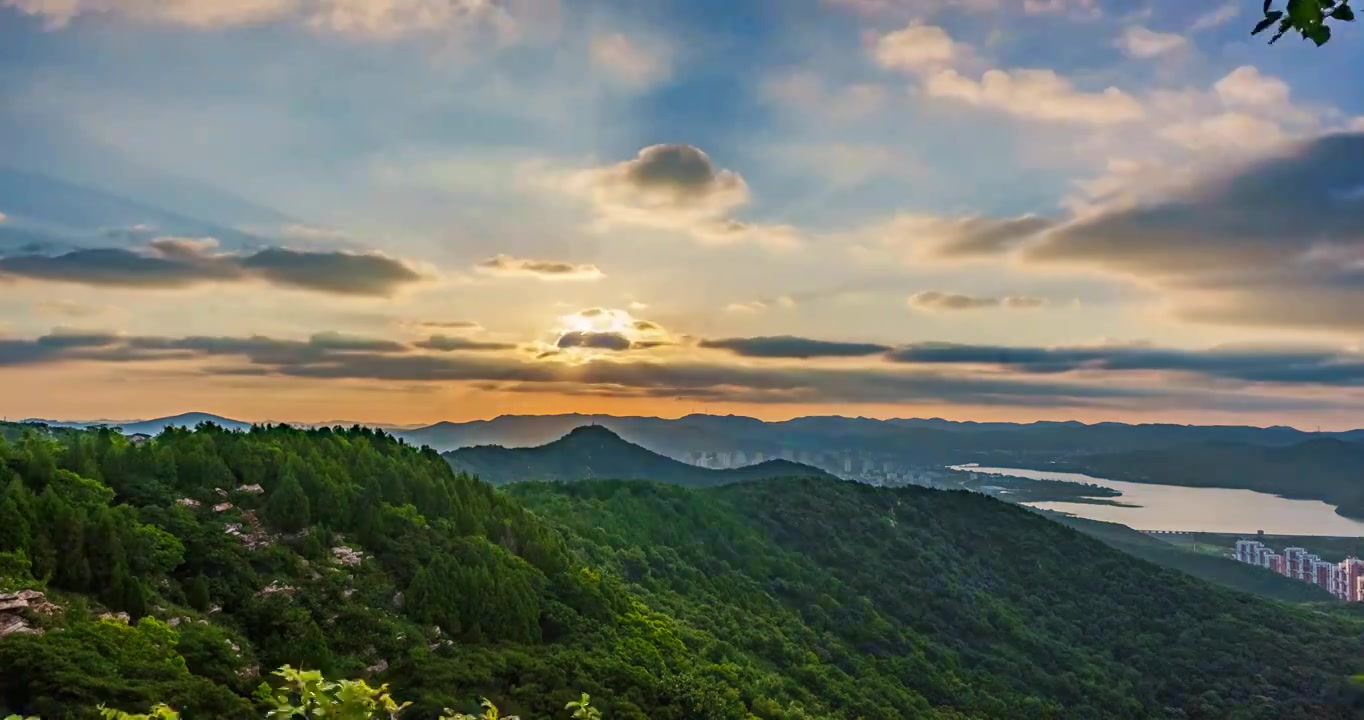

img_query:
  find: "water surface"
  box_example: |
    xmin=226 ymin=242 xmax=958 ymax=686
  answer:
xmin=964 ymin=466 xmax=1364 ymax=536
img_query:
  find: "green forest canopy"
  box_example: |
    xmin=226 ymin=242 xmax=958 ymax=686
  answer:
xmin=1 ymin=422 xmax=1363 ymax=719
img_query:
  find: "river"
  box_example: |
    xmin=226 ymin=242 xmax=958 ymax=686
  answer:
xmin=963 ymin=466 xmax=1364 ymax=536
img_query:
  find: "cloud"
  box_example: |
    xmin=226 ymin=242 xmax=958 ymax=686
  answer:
xmin=591 ymin=33 xmax=669 ymax=88
xmin=569 ymin=143 xmax=749 ymax=223
xmin=415 ymin=335 xmax=518 ymax=352
xmin=861 ymin=213 xmax=1056 ymax=260
xmin=0 ymin=239 xmax=423 ymax=296
xmin=34 ymin=301 xmax=109 ymax=319
xmin=874 ymin=22 xmax=967 ymax=74
xmin=699 ymin=335 xmax=891 ymax=359
xmin=886 ymin=341 xmax=1364 ymax=386
xmin=559 ymin=144 xmax=797 ymax=249
xmin=908 ymin=291 xmax=1046 ymax=311
xmin=1118 ymin=27 xmax=1187 ymax=59
xmin=1214 ymin=67 xmax=1291 ymax=110
xmin=925 ymin=68 xmax=1144 ymax=125
xmin=872 ymin=22 xmax=1142 ymax=125
xmin=725 ymin=301 xmax=769 ymax=314
xmin=13 ymin=327 xmax=1364 ymax=411
xmin=239 ymin=248 xmax=423 ymax=295
xmin=1190 ymin=2 xmax=1238 ymax=31
xmin=555 ymin=331 xmax=635 ymax=352
xmin=475 ymin=254 xmax=604 ymax=281
xmin=414 ymin=320 xmax=480 ymax=330
xmin=1018 ymin=132 xmax=1364 ymax=333
xmin=4 ymin=0 xmax=528 ymax=39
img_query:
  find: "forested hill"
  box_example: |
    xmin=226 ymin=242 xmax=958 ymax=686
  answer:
xmin=1 ymin=422 xmax=1363 ymax=719
xmin=442 ymin=425 xmax=832 ymax=486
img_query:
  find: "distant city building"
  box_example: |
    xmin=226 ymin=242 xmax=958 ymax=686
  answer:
xmin=843 ymin=456 xmax=853 ymax=473
xmin=1235 ymin=541 xmax=1362 ymax=601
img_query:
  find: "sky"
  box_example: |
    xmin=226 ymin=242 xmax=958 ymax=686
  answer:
xmin=3 ymin=0 xmax=1364 ymax=428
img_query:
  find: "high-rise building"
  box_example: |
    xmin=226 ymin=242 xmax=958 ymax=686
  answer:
xmin=1236 ymin=539 xmax=1266 ymax=564
xmin=843 ymin=456 xmax=852 ymax=473
xmin=733 ymin=450 xmax=747 ymax=467
xmin=1343 ymin=558 xmax=1364 ymax=601
xmin=1283 ymin=547 xmax=1310 ymax=579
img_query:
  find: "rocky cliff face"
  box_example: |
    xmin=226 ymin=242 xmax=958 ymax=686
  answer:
xmin=0 ymin=590 xmax=59 ymax=637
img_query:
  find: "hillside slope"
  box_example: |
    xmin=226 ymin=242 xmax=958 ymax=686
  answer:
xmin=511 ymin=478 xmax=1364 ymax=718
xmin=1 ymin=425 xmax=1362 ymax=719
xmin=1043 ymin=512 xmax=1335 ymax=603
xmin=443 ymin=425 xmax=832 ymax=486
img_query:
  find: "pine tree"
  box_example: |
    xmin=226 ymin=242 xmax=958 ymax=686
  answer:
xmin=186 ymin=574 xmax=211 ymax=611
xmin=266 ymin=471 xmax=311 ymax=533
xmin=87 ymin=509 xmax=129 ymax=606
xmin=0 ymin=493 xmax=30 ymax=554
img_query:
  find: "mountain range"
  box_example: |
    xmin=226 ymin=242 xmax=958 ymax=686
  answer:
xmin=30 ymin=410 xmax=1364 ymax=459
xmin=443 ymin=425 xmax=832 ymax=486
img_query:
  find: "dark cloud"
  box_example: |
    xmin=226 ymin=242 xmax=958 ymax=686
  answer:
xmin=699 ymin=335 xmax=891 ymax=359
xmin=907 ymin=291 xmax=1047 ymax=311
xmin=1016 ymin=132 xmax=1364 ymax=331
xmin=885 ymin=342 xmax=1364 ymax=385
xmin=623 ymin=144 xmax=728 ymax=196
xmin=556 ymin=331 xmax=634 ymax=351
xmin=7 ymin=328 xmax=1363 ymax=411
xmin=238 ymin=248 xmax=422 ymax=295
xmin=632 ymin=320 xmax=661 ymax=331
xmin=475 ymin=254 xmax=603 ymax=280
xmin=309 ymin=332 xmax=408 ymax=353
xmin=415 ymin=335 xmax=518 ymax=352
xmin=0 ymin=240 xmax=423 ymax=296
xmin=584 ymin=144 xmax=749 ymax=216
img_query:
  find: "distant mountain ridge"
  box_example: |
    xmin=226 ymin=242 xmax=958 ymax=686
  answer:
xmin=443 ymin=425 xmax=833 ymax=486
xmin=26 ymin=410 xmax=1364 ymax=462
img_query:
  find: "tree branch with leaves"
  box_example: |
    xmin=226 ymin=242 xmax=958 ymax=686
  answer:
xmin=1255 ymin=0 xmax=1355 ymax=45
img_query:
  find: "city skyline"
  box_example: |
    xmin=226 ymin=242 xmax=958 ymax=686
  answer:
xmin=5 ymin=1 xmax=1364 ymax=428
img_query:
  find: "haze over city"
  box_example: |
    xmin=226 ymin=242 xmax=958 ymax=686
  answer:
xmin=4 ymin=0 xmax=1364 ymax=429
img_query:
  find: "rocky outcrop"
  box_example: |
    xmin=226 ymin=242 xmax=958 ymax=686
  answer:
xmin=331 ymin=546 xmax=365 ymax=567
xmin=0 ymin=590 xmax=59 ymax=637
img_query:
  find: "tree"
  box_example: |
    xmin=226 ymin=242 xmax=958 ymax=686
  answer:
xmin=0 ymin=487 xmax=31 ymax=554
xmin=1255 ymin=0 xmax=1355 ymax=45
xmin=266 ymin=472 xmax=311 ymax=534
xmin=186 ymin=574 xmax=211 ymax=612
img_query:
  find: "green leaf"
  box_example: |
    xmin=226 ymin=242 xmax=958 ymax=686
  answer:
xmin=1332 ymin=3 xmax=1355 ymax=20
xmin=1288 ymin=0 xmax=1325 ymax=26
xmin=1306 ymin=23 xmax=1332 ymax=43
xmin=1253 ymin=15 xmax=1280 ymax=33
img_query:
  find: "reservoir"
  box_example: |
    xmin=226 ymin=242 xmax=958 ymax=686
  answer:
xmin=965 ymin=466 xmax=1364 ymax=536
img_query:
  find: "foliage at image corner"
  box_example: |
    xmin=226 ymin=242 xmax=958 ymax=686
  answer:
xmin=2 ymin=665 xmax=604 ymax=720
xmin=1256 ymin=0 xmax=1355 ymax=45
